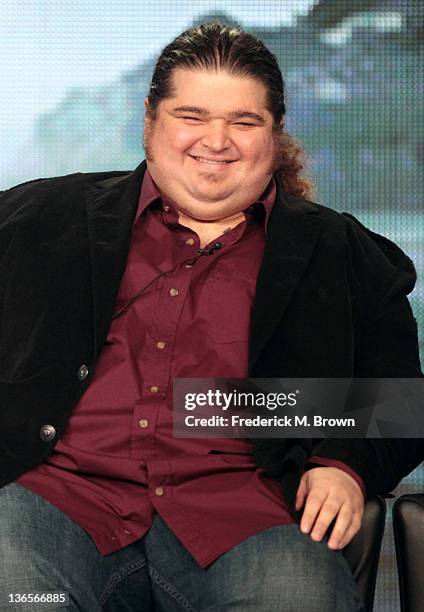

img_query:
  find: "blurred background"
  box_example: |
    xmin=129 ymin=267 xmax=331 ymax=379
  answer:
xmin=1 ymin=1 xmax=423 ymax=609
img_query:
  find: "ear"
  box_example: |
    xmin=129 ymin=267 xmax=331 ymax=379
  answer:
xmin=144 ymin=97 xmax=149 ymax=110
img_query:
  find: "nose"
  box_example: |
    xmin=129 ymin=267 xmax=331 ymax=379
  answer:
xmin=200 ymin=120 xmax=231 ymax=152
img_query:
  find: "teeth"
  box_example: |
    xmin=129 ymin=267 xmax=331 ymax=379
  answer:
xmin=194 ymin=157 xmax=229 ymax=164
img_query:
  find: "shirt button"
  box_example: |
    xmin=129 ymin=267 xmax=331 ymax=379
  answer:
xmin=163 ymin=205 xmax=170 ymax=212
xmin=155 ymin=486 xmax=165 ymax=496
xmin=123 ymin=529 xmax=131 ymax=535
xmin=150 ymin=385 xmax=159 ymax=394
xmin=169 ymin=288 xmax=179 ymax=297
xmin=185 ymin=264 xmax=193 ymax=269
xmin=138 ymin=418 xmax=149 ymax=428
xmin=156 ymin=341 xmax=166 ymax=349
xmin=39 ymin=424 xmax=56 ymax=442
xmin=185 ymin=238 xmax=195 ymax=246
xmin=77 ymin=364 xmax=89 ymax=381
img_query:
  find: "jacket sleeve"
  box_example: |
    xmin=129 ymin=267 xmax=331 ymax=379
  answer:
xmin=310 ymin=213 xmax=424 ymax=498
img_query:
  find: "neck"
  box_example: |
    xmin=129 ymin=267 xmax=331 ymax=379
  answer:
xmin=177 ymin=210 xmax=246 ymax=248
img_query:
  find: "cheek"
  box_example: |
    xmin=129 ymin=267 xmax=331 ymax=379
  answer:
xmin=239 ymin=135 xmax=273 ymax=163
xmin=247 ymin=147 xmax=273 ymax=169
xmin=172 ymin=128 xmax=199 ymax=151
xmin=150 ymin=121 xmax=194 ymax=154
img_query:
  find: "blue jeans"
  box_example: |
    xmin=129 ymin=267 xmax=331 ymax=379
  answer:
xmin=0 ymin=482 xmax=364 ymax=611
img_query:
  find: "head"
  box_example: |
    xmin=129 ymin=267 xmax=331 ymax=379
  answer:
xmin=144 ymin=21 xmax=314 ymax=221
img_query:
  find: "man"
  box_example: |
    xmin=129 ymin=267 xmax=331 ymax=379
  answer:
xmin=0 ymin=21 xmax=423 ymax=612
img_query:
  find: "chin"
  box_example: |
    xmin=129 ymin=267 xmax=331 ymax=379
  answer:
xmin=193 ymin=192 xmax=232 ymax=205
xmin=183 ymin=198 xmax=230 ymax=216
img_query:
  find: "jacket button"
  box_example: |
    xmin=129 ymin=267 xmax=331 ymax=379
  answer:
xmin=40 ymin=424 xmax=56 ymax=442
xmin=77 ymin=364 xmax=89 ymax=381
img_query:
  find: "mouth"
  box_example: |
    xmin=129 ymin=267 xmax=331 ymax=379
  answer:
xmin=188 ymin=155 xmax=236 ymax=166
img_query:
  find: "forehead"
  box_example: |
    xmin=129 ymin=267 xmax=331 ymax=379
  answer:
xmin=163 ymin=68 xmax=270 ymax=115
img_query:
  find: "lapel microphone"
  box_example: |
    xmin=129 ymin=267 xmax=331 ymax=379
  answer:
xmin=196 ymin=241 xmax=222 ymax=256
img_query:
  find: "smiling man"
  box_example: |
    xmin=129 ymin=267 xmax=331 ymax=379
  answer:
xmin=0 ymin=20 xmax=423 ymax=612
xmin=143 ymin=69 xmax=276 ymax=244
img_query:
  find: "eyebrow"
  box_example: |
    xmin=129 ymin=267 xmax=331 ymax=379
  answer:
xmin=171 ymin=106 xmax=266 ymax=124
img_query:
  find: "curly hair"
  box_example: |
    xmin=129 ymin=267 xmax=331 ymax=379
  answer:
xmin=146 ymin=21 xmax=315 ymax=200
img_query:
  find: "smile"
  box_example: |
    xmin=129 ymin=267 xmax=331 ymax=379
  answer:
xmin=189 ymin=155 xmax=235 ymax=165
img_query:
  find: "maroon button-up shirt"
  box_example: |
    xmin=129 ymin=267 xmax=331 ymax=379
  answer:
xmin=16 ymin=169 xmax=364 ymax=567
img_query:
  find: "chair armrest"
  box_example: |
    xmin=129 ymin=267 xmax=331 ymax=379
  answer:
xmin=343 ymin=496 xmax=386 ymax=612
xmin=393 ymin=494 xmax=424 ymax=612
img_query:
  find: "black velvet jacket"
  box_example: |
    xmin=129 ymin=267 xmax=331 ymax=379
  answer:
xmin=0 ymin=161 xmax=423 ymax=520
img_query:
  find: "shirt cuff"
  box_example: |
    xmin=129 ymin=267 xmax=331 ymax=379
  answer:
xmin=306 ymin=455 xmax=366 ymax=498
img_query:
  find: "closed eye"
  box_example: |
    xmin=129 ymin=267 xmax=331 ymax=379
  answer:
xmin=179 ymin=117 xmax=256 ymax=126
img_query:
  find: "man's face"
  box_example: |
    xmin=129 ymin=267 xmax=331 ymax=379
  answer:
xmin=144 ymin=68 xmax=277 ymax=221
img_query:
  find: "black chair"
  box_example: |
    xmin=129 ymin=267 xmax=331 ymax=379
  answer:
xmin=343 ymin=496 xmax=387 ymax=612
xmin=393 ymin=493 xmax=424 ymax=612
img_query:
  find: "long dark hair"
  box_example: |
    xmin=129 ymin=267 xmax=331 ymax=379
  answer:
xmin=146 ymin=21 xmax=315 ymax=200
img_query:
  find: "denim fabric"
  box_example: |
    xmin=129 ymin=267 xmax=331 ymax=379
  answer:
xmin=0 ymin=483 xmax=364 ymax=611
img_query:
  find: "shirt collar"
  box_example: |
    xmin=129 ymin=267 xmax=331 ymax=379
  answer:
xmin=135 ymin=167 xmax=276 ymax=233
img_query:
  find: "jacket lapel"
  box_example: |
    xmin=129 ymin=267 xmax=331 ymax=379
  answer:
xmin=248 ymin=178 xmax=323 ymax=372
xmin=85 ymin=161 xmax=147 ymax=356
